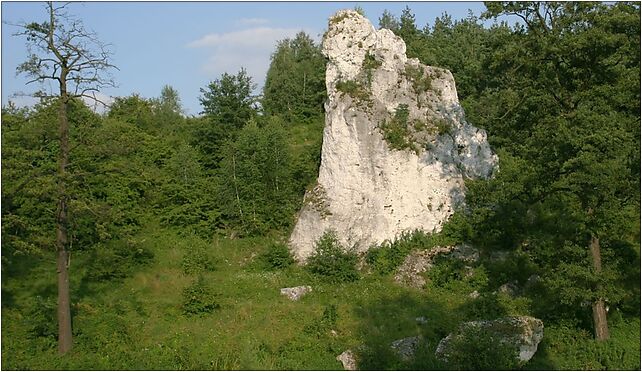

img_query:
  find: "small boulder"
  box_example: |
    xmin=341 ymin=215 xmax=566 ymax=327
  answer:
xmin=448 ymin=244 xmax=479 ymax=263
xmin=390 ymin=336 xmax=421 ymax=361
xmin=393 ymin=245 xmax=455 ymax=288
xmin=415 ymin=316 xmax=428 ymax=325
xmin=468 ymin=290 xmax=480 ymax=299
xmin=280 ymin=286 xmax=312 ymax=301
xmin=336 ymin=349 xmax=357 ymax=371
xmin=498 ymin=281 xmax=520 ymax=297
xmin=436 ymin=316 xmax=544 ymax=365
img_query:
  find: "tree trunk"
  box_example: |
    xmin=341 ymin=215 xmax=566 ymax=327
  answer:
xmin=589 ymin=234 xmax=609 ymax=341
xmin=56 ymin=92 xmax=73 ymax=354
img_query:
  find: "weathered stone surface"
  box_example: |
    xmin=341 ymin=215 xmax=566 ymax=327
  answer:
xmin=415 ymin=316 xmax=428 ymax=324
xmin=390 ymin=336 xmax=421 ymax=361
xmin=336 ymin=349 xmax=357 ymax=370
xmin=394 ymin=244 xmax=479 ymax=288
xmin=289 ymin=10 xmax=497 ymax=261
xmin=436 ymin=316 xmax=544 ymax=364
xmin=280 ymin=286 xmax=312 ymax=301
xmin=498 ymin=281 xmax=520 ymax=297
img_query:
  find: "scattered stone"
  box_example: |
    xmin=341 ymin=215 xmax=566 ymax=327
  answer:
xmin=468 ymin=290 xmax=480 ymax=299
xmin=336 ymin=349 xmax=357 ymax=370
xmin=394 ymin=244 xmax=479 ymax=288
xmin=415 ymin=316 xmax=428 ymax=324
xmin=498 ymin=281 xmax=520 ymax=297
xmin=463 ymin=266 xmax=475 ymax=278
xmin=280 ymin=286 xmax=312 ymax=301
xmin=288 ymin=9 xmax=497 ymax=262
xmin=390 ymin=336 xmax=421 ymax=361
xmin=436 ymin=316 xmax=544 ymax=365
xmin=449 ymin=244 xmax=479 ymax=263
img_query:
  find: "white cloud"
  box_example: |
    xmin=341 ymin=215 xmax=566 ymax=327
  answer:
xmin=237 ymin=18 xmax=269 ymax=26
xmin=186 ymin=26 xmax=309 ymax=90
xmin=81 ymin=92 xmax=115 ymax=114
xmin=187 ymin=27 xmax=300 ymax=49
xmin=4 ymin=92 xmax=113 ymax=114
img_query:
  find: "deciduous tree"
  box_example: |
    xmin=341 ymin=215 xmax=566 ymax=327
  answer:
xmin=12 ymin=1 xmax=117 ymax=354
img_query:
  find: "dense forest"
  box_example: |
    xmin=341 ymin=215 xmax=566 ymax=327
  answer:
xmin=2 ymin=2 xmax=640 ymax=370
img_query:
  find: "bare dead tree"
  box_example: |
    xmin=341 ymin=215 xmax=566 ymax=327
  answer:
xmin=12 ymin=1 xmax=117 ymax=354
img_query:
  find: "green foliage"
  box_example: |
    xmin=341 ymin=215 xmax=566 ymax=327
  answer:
xmin=181 ymin=276 xmax=220 ymax=316
xmin=366 ymin=231 xmax=429 ymax=275
xmin=108 ymin=94 xmax=155 ymax=129
xmin=85 ymin=239 xmax=154 ymax=281
xmin=258 ymin=242 xmax=295 ymax=270
xmin=26 ymin=295 xmax=57 ymax=340
xmin=435 ymin=118 xmax=452 ymax=136
xmin=217 ymin=119 xmax=298 ymax=236
xmin=379 ymin=103 xmax=416 ymax=152
xmin=262 ymin=32 xmax=326 ymax=121
xmin=306 ymin=231 xmax=359 ymax=283
xmin=361 ymin=52 xmax=382 ymax=84
xmin=404 ymin=64 xmax=433 ymax=95
xmin=442 ymin=325 xmax=520 ymax=370
xmin=303 ymin=304 xmax=338 ymax=337
xmin=197 ymin=69 xmax=257 ymax=168
xmin=181 ymin=246 xmax=216 ymax=275
xmin=367 ymin=213 xmax=471 ymax=275
xmin=535 ymin=318 xmax=641 ymax=370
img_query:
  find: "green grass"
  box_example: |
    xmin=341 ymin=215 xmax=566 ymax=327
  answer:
xmin=2 ymin=221 xmax=640 ymax=370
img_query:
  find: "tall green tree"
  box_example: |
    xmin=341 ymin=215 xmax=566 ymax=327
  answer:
xmin=262 ymin=32 xmax=326 ymax=121
xmin=218 ymin=118 xmax=297 ymax=235
xmin=12 ymin=2 xmax=117 ymax=354
xmin=196 ymin=69 xmax=257 ymax=169
xmin=471 ymin=1 xmax=641 ymax=340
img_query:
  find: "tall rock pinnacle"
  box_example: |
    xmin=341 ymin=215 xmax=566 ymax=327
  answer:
xmin=289 ymin=10 xmax=497 ymax=261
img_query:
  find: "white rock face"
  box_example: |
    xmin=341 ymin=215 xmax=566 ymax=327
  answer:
xmin=289 ymin=10 xmax=497 ymax=261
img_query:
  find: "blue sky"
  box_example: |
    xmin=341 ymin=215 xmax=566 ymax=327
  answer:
xmin=2 ymin=2 xmax=490 ymax=116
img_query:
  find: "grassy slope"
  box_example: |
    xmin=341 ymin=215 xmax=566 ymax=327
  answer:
xmin=2 ymin=220 xmax=640 ymax=370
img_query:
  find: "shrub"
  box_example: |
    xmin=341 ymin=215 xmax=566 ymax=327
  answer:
xmin=181 ymin=246 xmax=216 ymax=275
xmin=85 ymin=239 xmax=154 ymax=281
xmin=380 ymin=104 xmax=416 ymax=152
xmin=335 ymin=80 xmax=371 ymax=104
xmin=366 ymin=230 xmax=444 ymax=274
xmin=442 ymin=326 xmax=520 ymax=370
xmin=259 ymin=242 xmax=294 ymax=270
xmin=181 ymin=276 xmax=220 ymax=316
xmin=26 ymin=295 xmax=57 ymax=340
xmin=404 ymin=65 xmax=433 ymax=95
xmin=303 ymin=304 xmax=339 ymax=337
xmin=306 ymin=231 xmax=359 ymax=283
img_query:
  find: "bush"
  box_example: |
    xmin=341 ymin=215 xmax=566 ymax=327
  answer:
xmin=181 ymin=276 xmax=220 ymax=316
xmin=442 ymin=326 xmax=520 ymax=370
xmin=181 ymin=246 xmax=216 ymax=275
xmin=85 ymin=239 xmax=154 ymax=281
xmin=366 ymin=230 xmax=442 ymax=275
xmin=380 ymin=104 xmax=417 ymax=152
xmin=303 ymin=304 xmax=338 ymax=337
xmin=259 ymin=242 xmax=294 ymax=270
xmin=26 ymin=296 xmax=57 ymax=340
xmin=306 ymin=231 xmax=359 ymax=283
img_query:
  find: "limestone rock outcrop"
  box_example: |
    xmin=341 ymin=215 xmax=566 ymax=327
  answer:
xmin=435 ymin=316 xmax=544 ymax=365
xmin=289 ymin=10 xmax=497 ymax=261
